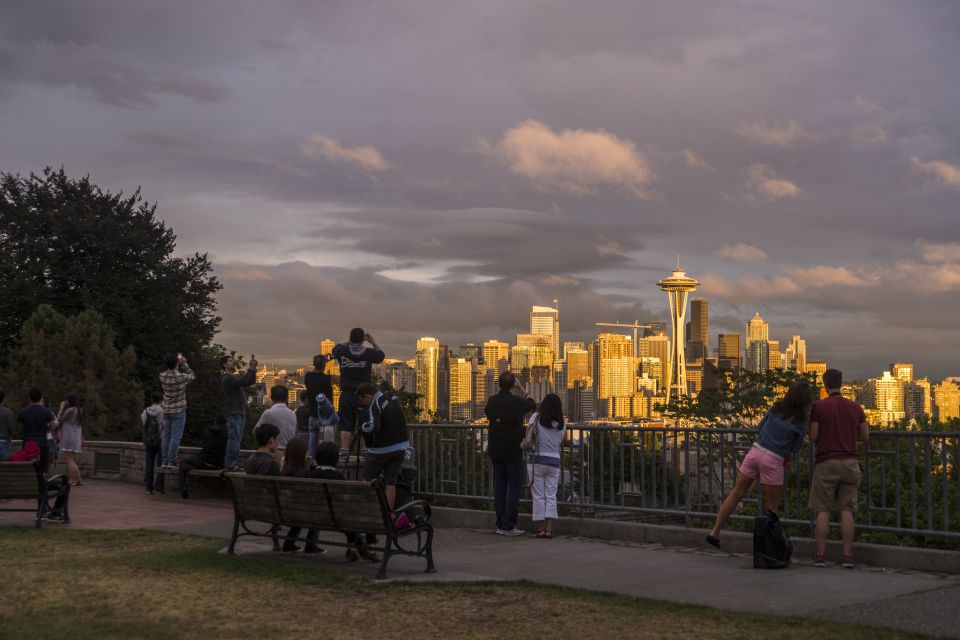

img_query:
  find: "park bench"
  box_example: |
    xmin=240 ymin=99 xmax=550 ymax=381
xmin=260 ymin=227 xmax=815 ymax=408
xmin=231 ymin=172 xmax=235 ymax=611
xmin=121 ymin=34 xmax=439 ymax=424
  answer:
xmin=156 ymin=467 xmax=230 ymax=499
xmin=223 ymin=472 xmax=436 ymax=580
xmin=0 ymin=462 xmax=71 ymax=527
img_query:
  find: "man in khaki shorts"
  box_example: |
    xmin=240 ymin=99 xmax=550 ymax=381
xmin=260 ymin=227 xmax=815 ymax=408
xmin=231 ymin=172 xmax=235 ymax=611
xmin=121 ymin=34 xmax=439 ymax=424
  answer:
xmin=809 ymin=368 xmax=869 ymax=568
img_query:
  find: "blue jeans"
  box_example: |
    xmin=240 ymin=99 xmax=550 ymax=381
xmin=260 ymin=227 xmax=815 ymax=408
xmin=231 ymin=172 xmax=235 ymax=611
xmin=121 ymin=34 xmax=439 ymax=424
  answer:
xmin=161 ymin=410 xmax=187 ymax=466
xmin=224 ymin=413 xmax=245 ymax=469
xmin=491 ymin=455 xmax=525 ymax=531
xmin=0 ymin=439 xmax=10 ymax=462
xmin=308 ymin=416 xmax=320 ymax=460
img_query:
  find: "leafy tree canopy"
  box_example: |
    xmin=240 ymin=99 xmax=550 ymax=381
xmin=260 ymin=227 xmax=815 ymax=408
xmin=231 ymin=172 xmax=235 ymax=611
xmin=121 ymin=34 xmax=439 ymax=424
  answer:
xmin=0 ymin=168 xmax=222 ymax=388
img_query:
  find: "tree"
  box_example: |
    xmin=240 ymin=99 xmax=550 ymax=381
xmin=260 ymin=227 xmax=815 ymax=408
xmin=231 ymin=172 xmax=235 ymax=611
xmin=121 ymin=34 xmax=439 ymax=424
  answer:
xmin=2 ymin=305 xmax=143 ymax=439
xmin=0 ymin=168 xmax=222 ymax=389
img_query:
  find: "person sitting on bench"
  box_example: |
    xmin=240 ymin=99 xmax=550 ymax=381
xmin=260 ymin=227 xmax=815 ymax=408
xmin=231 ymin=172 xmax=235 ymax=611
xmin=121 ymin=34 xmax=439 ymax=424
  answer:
xmin=178 ymin=416 xmax=228 ymax=499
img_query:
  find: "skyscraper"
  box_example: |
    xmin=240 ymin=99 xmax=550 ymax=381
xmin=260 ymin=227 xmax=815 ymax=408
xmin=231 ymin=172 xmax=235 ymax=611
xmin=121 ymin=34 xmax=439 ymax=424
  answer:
xmin=890 ymin=363 xmax=914 ymax=383
xmin=320 ymin=339 xmax=335 ymax=356
xmin=746 ymin=312 xmax=769 ymax=343
xmin=746 ymin=339 xmax=770 ymax=373
xmin=530 ymin=304 xmax=560 ymax=364
xmin=459 ymin=343 xmax=482 ymax=362
xmin=785 ymin=335 xmax=807 ymax=373
xmin=717 ymin=333 xmax=741 ymax=372
xmin=565 ymin=348 xmax=591 ymax=388
xmin=934 ymin=380 xmax=960 ymax=421
xmin=593 ymin=332 xmax=632 ymax=401
xmin=482 ymin=340 xmax=510 ymax=375
xmin=687 ymin=298 xmax=708 ymax=361
xmin=449 ymin=358 xmax=473 ymax=422
xmin=658 ymin=263 xmax=699 ymax=404
xmin=415 ymin=337 xmax=439 ymax=419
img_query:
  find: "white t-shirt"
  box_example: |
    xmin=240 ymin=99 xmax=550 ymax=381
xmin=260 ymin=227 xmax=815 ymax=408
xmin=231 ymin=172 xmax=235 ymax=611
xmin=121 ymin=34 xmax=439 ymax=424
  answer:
xmin=527 ymin=412 xmax=565 ymax=459
xmin=256 ymin=403 xmax=298 ymax=450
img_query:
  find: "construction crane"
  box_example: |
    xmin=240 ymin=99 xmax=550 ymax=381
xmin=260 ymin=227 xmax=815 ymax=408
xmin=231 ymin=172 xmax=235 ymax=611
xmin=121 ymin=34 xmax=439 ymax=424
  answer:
xmin=595 ymin=321 xmax=655 ymax=359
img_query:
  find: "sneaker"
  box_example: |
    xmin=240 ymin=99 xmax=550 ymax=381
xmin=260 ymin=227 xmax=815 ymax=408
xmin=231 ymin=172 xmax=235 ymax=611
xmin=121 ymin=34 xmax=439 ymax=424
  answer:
xmin=281 ymin=543 xmax=301 ymax=553
xmin=501 ymin=528 xmax=525 ymax=537
xmin=495 ymin=529 xmax=505 ymax=535
xmin=813 ymin=555 xmax=827 ymax=568
xmin=842 ymin=555 xmax=855 ymax=569
xmin=145 ymin=489 xmax=154 ymax=496
xmin=304 ymin=545 xmax=326 ymax=555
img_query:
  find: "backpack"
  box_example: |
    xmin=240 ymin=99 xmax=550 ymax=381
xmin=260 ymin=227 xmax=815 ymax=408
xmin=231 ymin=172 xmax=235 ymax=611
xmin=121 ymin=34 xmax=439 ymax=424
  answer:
xmin=143 ymin=412 xmax=162 ymax=448
xmin=362 ymin=391 xmax=406 ymax=448
xmin=753 ymin=512 xmax=793 ymax=569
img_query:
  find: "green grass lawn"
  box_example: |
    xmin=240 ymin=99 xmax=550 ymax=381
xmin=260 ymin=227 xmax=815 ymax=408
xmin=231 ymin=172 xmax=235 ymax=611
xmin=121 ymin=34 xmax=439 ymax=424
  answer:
xmin=0 ymin=528 xmax=935 ymax=640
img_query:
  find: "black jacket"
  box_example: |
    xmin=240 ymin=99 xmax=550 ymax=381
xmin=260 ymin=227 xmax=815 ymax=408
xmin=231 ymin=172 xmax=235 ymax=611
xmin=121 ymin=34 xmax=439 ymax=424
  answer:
xmin=222 ymin=368 xmax=256 ymax=415
xmin=484 ymin=390 xmax=536 ymax=462
xmin=199 ymin=423 xmax=228 ymax=467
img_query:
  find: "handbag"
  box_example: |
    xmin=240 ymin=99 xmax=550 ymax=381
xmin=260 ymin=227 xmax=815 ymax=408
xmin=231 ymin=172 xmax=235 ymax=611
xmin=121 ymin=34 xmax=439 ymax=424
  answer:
xmin=521 ymin=415 xmax=538 ymax=455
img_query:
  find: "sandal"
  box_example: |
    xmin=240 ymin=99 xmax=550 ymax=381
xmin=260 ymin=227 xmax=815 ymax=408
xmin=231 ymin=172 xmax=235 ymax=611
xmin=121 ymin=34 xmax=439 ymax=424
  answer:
xmin=543 ymin=531 xmax=553 ymax=539
xmin=535 ymin=529 xmax=548 ymax=538
xmin=345 ymin=548 xmax=359 ymax=562
xmin=705 ymin=534 xmax=721 ymax=549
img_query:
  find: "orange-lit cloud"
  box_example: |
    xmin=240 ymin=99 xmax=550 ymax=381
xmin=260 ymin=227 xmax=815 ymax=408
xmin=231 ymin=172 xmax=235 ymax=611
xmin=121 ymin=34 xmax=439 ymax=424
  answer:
xmin=222 ymin=266 xmax=274 ymax=281
xmin=477 ymin=119 xmax=654 ymax=199
xmin=735 ymin=118 xmax=817 ymax=147
xmin=714 ymin=243 xmax=768 ymax=262
xmin=744 ymin=164 xmax=801 ymax=201
xmin=910 ymin=156 xmax=960 ymax=189
xmin=301 ymin=133 xmax=390 ymax=172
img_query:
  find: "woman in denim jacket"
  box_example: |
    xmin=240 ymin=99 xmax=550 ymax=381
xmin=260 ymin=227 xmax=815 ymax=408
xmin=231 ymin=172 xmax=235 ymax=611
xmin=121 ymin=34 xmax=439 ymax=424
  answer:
xmin=706 ymin=382 xmax=813 ymax=548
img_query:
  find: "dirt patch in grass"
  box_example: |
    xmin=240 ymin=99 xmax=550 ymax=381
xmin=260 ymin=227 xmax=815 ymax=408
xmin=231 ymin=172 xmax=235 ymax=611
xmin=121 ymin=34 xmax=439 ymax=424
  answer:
xmin=0 ymin=528 xmax=935 ymax=640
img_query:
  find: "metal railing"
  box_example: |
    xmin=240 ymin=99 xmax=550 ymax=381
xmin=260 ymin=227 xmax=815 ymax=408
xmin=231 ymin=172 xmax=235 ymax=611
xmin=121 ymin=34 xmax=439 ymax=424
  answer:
xmin=408 ymin=423 xmax=960 ymax=540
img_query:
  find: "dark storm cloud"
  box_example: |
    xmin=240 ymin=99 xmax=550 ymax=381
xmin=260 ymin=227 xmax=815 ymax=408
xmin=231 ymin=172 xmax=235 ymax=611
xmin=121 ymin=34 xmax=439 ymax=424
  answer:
xmin=1 ymin=1 xmax=959 ymax=377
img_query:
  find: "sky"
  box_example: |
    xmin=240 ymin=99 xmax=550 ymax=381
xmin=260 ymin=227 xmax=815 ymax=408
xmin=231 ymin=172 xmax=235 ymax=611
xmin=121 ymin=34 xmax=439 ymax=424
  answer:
xmin=2 ymin=1 xmax=959 ymax=379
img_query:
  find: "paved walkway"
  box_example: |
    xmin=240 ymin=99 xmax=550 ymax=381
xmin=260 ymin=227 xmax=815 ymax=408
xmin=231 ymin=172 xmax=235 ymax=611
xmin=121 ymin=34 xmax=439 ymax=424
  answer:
xmin=3 ymin=479 xmax=960 ymax=637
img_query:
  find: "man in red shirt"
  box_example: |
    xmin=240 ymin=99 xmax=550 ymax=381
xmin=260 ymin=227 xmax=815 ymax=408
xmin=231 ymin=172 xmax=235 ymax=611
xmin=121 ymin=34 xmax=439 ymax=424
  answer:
xmin=809 ymin=368 xmax=869 ymax=568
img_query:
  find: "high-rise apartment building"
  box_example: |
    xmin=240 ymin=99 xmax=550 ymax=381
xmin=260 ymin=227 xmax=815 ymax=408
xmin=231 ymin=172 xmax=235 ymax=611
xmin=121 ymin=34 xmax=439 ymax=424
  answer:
xmin=563 ymin=341 xmax=585 ymax=359
xmin=717 ymin=334 xmax=741 ymax=372
xmin=768 ymin=340 xmax=781 ymax=369
xmin=890 ymin=363 xmax=914 ymax=383
xmin=934 ymin=380 xmax=960 ymax=421
xmin=566 ymin=348 xmax=591 ymax=388
xmin=482 ymin=340 xmax=510 ymax=375
xmin=785 ymin=335 xmax=807 ymax=373
xmin=437 ymin=343 xmax=450 ymax=420
xmin=459 ymin=343 xmax=482 ymax=362
xmin=415 ymin=337 xmax=440 ymax=419
xmin=687 ymin=298 xmax=708 ymax=361
xmin=449 ymin=358 xmax=473 ymax=422
xmin=320 ymin=339 xmax=335 ymax=356
xmin=379 ymin=359 xmax=416 ymax=393
xmin=530 ymin=305 xmax=560 ymax=364
xmin=863 ymin=371 xmax=905 ymax=427
xmin=746 ymin=339 xmax=770 ymax=373
xmin=510 ymin=344 xmax=551 ymax=384
xmin=639 ymin=356 xmax=663 ymax=389
xmin=639 ymin=335 xmax=670 ymax=388
xmin=905 ymin=378 xmax=932 ymax=419
xmin=746 ymin=312 xmax=769 ymax=343
xmin=594 ymin=332 xmax=632 ymax=400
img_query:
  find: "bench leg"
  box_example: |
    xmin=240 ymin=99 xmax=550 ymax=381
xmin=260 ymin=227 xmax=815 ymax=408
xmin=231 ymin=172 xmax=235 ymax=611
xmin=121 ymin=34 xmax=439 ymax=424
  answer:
xmin=228 ymin=519 xmax=241 ymax=556
xmin=35 ymin=497 xmax=44 ymax=529
xmin=424 ymin=525 xmax=436 ymax=574
xmin=376 ymin=536 xmax=393 ymax=580
xmin=59 ymin=491 xmax=71 ymax=525
xmin=270 ymin=526 xmax=281 ymax=552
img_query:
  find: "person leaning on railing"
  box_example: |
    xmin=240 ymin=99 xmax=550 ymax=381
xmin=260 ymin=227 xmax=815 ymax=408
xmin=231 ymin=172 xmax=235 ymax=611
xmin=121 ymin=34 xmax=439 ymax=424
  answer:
xmin=706 ymin=382 xmax=813 ymax=549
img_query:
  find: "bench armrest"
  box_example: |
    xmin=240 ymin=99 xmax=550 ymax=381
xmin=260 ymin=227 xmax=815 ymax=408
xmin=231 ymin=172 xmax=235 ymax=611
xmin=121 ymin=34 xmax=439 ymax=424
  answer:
xmin=392 ymin=500 xmax=431 ymax=523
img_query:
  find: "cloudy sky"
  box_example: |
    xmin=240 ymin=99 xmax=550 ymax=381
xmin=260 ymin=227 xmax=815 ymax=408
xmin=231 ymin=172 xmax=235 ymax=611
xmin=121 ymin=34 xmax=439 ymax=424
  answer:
xmin=2 ymin=1 xmax=959 ymax=378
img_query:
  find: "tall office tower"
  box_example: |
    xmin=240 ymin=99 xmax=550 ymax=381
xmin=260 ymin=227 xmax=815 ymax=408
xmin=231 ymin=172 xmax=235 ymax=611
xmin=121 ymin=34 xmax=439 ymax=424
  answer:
xmin=604 ymin=356 xmax=636 ymax=400
xmin=934 ymin=380 xmax=960 ymax=421
xmin=746 ymin=312 xmax=769 ymax=343
xmin=510 ymin=344 xmax=552 ymax=384
xmin=890 ymin=363 xmax=914 ymax=383
xmin=459 ymin=343 xmax=482 ymax=362
xmin=552 ymin=361 xmax=567 ymax=395
xmin=905 ymin=378 xmax=932 ymax=419
xmin=785 ymin=335 xmax=807 ymax=372
xmin=472 ymin=361 xmax=490 ymax=419
xmin=566 ymin=348 xmax=591 ymax=388
xmin=381 ymin=359 xmax=416 ymax=393
xmin=717 ymin=333 xmax=741 ymax=372
xmin=482 ymin=340 xmax=510 ymax=375
xmin=320 ymin=339 xmax=335 ymax=356
xmin=686 ymin=362 xmax=703 ymax=395
xmin=659 ymin=264 xmax=699 ymax=404
xmin=448 ymin=358 xmax=473 ymax=422
xmin=593 ymin=332 xmax=633 ymax=400
xmin=644 ymin=321 xmax=667 ymax=337
xmin=864 ymin=371 xmax=906 ymax=426
xmin=746 ymin=339 xmax=770 ymax=373
xmin=437 ymin=343 xmax=450 ymax=420
xmin=571 ymin=380 xmax=597 ymax=421
xmin=767 ymin=340 xmax=781 ymax=369
xmin=639 ymin=356 xmax=663 ymax=389
xmin=563 ymin=341 xmax=585 ymax=359
xmin=687 ymin=298 xmax=709 ymax=361
xmin=516 ymin=333 xmax=552 ymax=349
xmin=530 ymin=304 xmax=560 ymax=364
xmin=415 ymin=337 xmax=440 ymax=419
xmin=638 ymin=335 xmax=670 ymax=381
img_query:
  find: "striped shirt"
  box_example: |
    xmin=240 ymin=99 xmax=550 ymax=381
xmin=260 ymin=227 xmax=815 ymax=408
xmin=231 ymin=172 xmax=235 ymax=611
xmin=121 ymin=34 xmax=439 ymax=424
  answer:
xmin=159 ymin=366 xmax=195 ymax=414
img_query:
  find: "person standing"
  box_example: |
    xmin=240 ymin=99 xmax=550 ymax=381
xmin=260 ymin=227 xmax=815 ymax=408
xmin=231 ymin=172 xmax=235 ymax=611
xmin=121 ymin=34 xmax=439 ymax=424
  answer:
xmin=255 ymin=385 xmax=297 ymax=460
xmin=304 ymin=354 xmax=340 ymax=458
xmin=485 ymin=371 xmax=536 ymax=536
xmin=294 ymin=390 xmax=311 ymax=446
xmin=357 ymin=382 xmax=409 ymax=510
xmin=526 ymin=393 xmax=567 ymax=539
xmin=142 ymin=392 xmax=165 ymax=495
xmin=17 ymin=388 xmax=58 ymax=473
xmin=221 ymin=354 xmax=258 ymax=469
xmin=57 ymin=394 xmax=84 ymax=485
xmin=0 ymin=391 xmax=13 ymax=462
xmin=331 ymin=329 xmax=384 ymax=457
xmin=159 ymin=353 xmax=195 ymax=469
xmin=810 ymin=369 xmax=869 ymax=569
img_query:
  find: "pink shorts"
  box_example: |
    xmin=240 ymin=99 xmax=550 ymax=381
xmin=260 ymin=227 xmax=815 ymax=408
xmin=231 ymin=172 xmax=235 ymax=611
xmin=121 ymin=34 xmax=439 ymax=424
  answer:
xmin=738 ymin=446 xmax=785 ymax=486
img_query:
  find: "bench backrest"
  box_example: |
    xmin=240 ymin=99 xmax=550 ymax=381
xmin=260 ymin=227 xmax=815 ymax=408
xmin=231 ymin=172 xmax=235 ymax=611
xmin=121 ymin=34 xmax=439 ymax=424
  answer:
xmin=0 ymin=462 xmax=42 ymax=499
xmin=224 ymin=474 xmax=389 ymax=534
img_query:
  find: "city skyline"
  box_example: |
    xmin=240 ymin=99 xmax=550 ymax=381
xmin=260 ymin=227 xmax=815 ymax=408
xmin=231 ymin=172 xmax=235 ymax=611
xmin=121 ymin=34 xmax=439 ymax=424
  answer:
xmin=2 ymin=3 xmax=959 ymax=378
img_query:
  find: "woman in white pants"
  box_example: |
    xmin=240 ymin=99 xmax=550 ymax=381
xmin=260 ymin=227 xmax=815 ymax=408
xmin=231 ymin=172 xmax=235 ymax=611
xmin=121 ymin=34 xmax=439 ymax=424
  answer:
xmin=527 ymin=393 xmax=565 ymax=538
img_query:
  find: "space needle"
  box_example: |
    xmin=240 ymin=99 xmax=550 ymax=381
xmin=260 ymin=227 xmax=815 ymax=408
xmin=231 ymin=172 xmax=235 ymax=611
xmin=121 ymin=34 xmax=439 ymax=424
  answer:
xmin=658 ymin=258 xmax=699 ymax=406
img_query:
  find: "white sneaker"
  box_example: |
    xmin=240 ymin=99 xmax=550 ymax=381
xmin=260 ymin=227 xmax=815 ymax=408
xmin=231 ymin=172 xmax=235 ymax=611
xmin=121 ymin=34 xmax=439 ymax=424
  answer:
xmin=495 ymin=529 xmax=505 ymax=535
xmin=502 ymin=528 xmax=525 ymax=536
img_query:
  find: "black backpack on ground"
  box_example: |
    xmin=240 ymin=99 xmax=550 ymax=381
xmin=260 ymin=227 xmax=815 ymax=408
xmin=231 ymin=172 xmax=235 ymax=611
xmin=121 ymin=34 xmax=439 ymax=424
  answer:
xmin=143 ymin=412 xmax=162 ymax=448
xmin=753 ymin=512 xmax=792 ymax=569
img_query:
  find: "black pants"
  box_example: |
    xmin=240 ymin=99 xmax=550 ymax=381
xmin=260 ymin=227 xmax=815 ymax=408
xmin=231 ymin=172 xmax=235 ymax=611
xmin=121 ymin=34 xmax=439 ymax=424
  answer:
xmin=178 ymin=454 xmax=216 ymax=492
xmin=144 ymin=444 xmax=165 ymax=492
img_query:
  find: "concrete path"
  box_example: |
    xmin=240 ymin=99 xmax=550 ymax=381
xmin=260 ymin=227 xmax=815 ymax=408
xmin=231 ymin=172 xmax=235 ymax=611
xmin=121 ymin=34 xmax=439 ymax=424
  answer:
xmin=3 ymin=479 xmax=959 ymax=637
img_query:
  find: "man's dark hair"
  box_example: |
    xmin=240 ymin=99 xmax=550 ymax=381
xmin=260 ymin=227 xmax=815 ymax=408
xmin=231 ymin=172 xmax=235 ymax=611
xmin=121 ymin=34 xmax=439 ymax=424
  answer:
xmin=356 ymin=382 xmax=377 ymax=398
xmin=270 ymin=385 xmax=288 ymax=403
xmin=220 ymin=355 xmax=232 ymax=368
xmin=299 ymin=390 xmax=308 ymax=402
xmin=314 ymin=441 xmax=340 ymax=467
xmin=349 ymin=328 xmax=365 ymax=344
xmin=151 ymin=391 xmax=163 ymax=404
xmin=28 ymin=388 xmax=43 ymax=403
xmin=498 ymin=371 xmax=516 ymax=392
xmin=313 ymin=354 xmax=327 ymax=369
xmin=823 ymin=368 xmax=843 ymax=390
xmin=164 ymin=353 xmax=179 ymax=370
xmin=256 ymin=423 xmax=280 ymax=447
xmin=0 ymin=390 xmax=5 ymax=404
